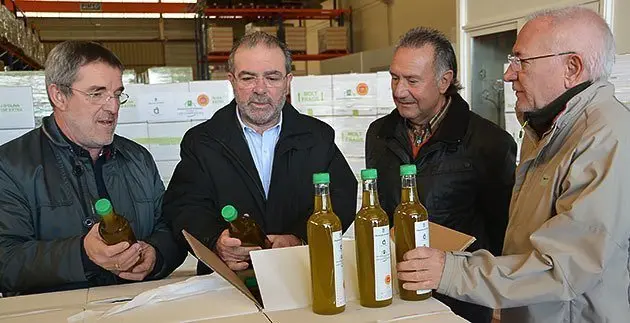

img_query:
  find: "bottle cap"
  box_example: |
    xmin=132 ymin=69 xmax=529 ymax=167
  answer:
xmin=400 ymin=164 xmax=417 ymax=176
xmin=361 ymin=168 xmax=378 ymax=180
xmin=312 ymin=173 xmax=330 ymax=184
xmin=95 ymin=198 xmax=113 ymax=217
xmin=221 ymin=205 xmax=238 ymax=222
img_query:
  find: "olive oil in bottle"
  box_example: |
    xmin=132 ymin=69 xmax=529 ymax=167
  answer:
xmin=221 ymin=205 xmax=271 ymax=249
xmin=355 ymin=169 xmax=392 ymax=308
xmin=95 ymin=198 xmax=137 ymax=245
xmin=307 ymin=173 xmax=345 ymax=315
xmin=393 ymin=164 xmax=431 ymax=301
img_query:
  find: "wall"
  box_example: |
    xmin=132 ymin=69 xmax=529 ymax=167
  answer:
xmin=614 ymin=0 xmax=630 ymax=54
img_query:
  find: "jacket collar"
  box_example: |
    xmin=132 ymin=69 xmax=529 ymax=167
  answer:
xmin=378 ymin=93 xmax=470 ymax=144
xmin=41 ymin=114 xmax=126 ymax=160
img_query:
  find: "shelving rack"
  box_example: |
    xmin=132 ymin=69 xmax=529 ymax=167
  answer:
xmin=0 ymin=0 xmax=43 ymax=70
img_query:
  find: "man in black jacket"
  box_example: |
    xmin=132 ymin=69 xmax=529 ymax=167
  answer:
xmin=366 ymin=27 xmax=516 ymax=322
xmin=0 ymin=41 xmax=185 ymax=295
xmin=164 ymin=32 xmax=357 ymax=274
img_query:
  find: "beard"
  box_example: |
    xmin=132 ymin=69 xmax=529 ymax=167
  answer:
xmin=237 ymin=93 xmax=285 ymax=128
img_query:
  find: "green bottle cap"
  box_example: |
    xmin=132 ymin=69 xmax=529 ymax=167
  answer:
xmin=361 ymin=168 xmax=378 ymax=180
xmin=313 ymin=173 xmax=330 ymax=184
xmin=221 ymin=205 xmax=238 ymax=222
xmin=244 ymin=277 xmax=258 ymax=288
xmin=400 ymin=164 xmax=417 ymax=176
xmin=95 ymin=198 xmax=113 ymax=216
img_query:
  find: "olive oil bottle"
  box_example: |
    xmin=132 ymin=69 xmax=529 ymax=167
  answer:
xmin=221 ymin=205 xmax=271 ymax=249
xmin=307 ymin=173 xmax=345 ymax=315
xmin=393 ymin=164 xmax=431 ymax=301
xmin=355 ymin=169 xmax=392 ymax=308
xmin=95 ymin=198 xmax=137 ymax=245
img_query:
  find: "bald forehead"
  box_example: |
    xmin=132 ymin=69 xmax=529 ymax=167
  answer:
xmin=514 ymin=18 xmax=556 ymax=56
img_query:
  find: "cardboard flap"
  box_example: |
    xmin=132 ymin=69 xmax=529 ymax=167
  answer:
xmin=249 ymin=240 xmax=359 ymax=312
xmin=429 ymin=222 xmax=475 ymax=252
xmin=182 ymin=230 xmax=261 ymax=309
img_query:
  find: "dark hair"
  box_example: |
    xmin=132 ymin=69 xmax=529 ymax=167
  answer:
xmin=45 ymin=41 xmax=124 ymax=98
xmin=228 ymin=31 xmax=293 ymax=74
xmin=396 ymin=27 xmax=462 ymax=95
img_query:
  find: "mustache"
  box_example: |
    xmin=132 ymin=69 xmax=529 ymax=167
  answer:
xmin=248 ymin=95 xmax=272 ymax=105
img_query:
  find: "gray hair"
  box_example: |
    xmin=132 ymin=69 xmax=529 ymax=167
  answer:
xmin=45 ymin=41 xmax=124 ymax=101
xmin=396 ymin=27 xmax=462 ymax=96
xmin=228 ymin=31 xmax=293 ymax=75
xmin=526 ymin=6 xmax=615 ymax=81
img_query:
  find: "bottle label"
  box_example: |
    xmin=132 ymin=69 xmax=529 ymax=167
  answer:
xmin=332 ymin=230 xmax=345 ymax=307
xmin=414 ymin=220 xmax=430 ymax=295
xmin=373 ymin=225 xmax=392 ymax=301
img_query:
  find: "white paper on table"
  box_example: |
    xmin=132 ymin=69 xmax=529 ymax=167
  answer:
xmin=98 ymin=273 xmax=232 ymax=318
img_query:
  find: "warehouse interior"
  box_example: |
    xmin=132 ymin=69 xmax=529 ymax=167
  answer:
xmin=1 ymin=0 xmax=630 ymax=321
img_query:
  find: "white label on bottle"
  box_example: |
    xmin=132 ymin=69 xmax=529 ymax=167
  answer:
xmin=373 ymin=225 xmax=392 ymax=301
xmin=332 ymin=230 xmax=345 ymax=307
xmin=414 ymin=220 xmax=430 ymax=295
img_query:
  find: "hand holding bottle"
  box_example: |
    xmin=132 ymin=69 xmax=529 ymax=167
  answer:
xmin=215 ymin=228 xmax=261 ymax=271
xmin=84 ymin=223 xmax=141 ymax=272
xmin=118 ymin=241 xmax=157 ymax=281
xmin=396 ymin=247 xmax=446 ymax=291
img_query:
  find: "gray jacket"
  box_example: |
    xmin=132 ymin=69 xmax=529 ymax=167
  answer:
xmin=437 ymin=81 xmax=630 ymax=322
xmin=0 ymin=116 xmax=186 ymax=294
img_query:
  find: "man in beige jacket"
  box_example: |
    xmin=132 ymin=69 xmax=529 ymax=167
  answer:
xmin=395 ymin=6 xmax=630 ymax=323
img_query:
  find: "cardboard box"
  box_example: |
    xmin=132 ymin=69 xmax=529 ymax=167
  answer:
xmin=290 ymin=75 xmax=333 ymax=116
xmin=182 ymin=221 xmax=475 ymax=322
xmin=137 ymin=83 xmax=192 ymax=123
xmin=117 ymin=83 xmax=146 ymax=124
xmin=376 ymin=71 xmax=396 ymax=115
xmin=0 ymin=128 xmax=31 ymax=146
xmin=207 ymin=27 xmax=234 ymax=53
xmin=147 ymin=121 xmax=192 ymax=161
xmin=318 ymin=27 xmax=348 ymax=53
xmin=332 ymin=73 xmax=378 ymax=116
xmin=156 ymin=160 xmax=179 ymax=185
xmin=334 ymin=116 xmax=376 ymax=158
xmin=188 ymin=80 xmax=234 ymax=121
xmin=115 ymin=122 xmax=150 ymax=151
xmin=0 ymin=86 xmax=35 ymax=129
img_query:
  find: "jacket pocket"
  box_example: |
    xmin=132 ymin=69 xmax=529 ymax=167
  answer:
xmin=426 ymin=158 xmax=476 ymax=212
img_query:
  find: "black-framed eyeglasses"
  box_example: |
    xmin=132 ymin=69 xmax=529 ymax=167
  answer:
xmin=59 ymin=84 xmax=129 ymax=105
xmin=507 ymin=51 xmax=576 ymax=72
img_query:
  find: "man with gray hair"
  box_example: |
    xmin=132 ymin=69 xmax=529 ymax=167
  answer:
xmin=0 ymin=41 xmax=185 ymax=295
xmin=164 ymin=31 xmax=357 ymax=274
xmin=396 ymin=7 xmax=630 ymax=322
xmin=366 ymin=27 xmax=516 ymax=322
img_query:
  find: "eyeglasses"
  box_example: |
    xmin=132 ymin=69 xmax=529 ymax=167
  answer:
xmin=233 ymin=74 xmax=287 ymax=89
xmin=507 ymin=51 xmax=576 ymax=72
xmin=60 ymin=85 xmax=129 ymax=105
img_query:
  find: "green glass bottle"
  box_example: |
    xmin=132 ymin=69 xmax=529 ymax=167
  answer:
xmin=221 ymin=205 xmax=271 ymax=249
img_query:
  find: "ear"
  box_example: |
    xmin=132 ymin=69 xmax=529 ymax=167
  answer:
xmin=285 ymin=73 xmax=293 ymax=86
xmin=228 ymin=72 xmax=237 ymax=88
xmin=564 ymin=54 xmax=584 ymax=88
xmin=48 ymin=84 xmax=69 ymax=111
xmin=438 ymin=70 xmax=454 ymax=95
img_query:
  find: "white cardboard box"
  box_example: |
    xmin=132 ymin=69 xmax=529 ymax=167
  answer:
xmin=290 ymin=75 xmax=334 ymax=116
xmin=137 ymin=83 xmax=190 ymax=123
xmin=156 ymin=160 xmax=179 ymax=185
xmin=147 ymin=121 xmax=192 ymax=161
xmin=376 ymin=71 xmax=395 ymax=107
xmin=332 ymin=73 xmax=378 ymax=116
xmin=115 ymin=122 xmax=149 ymax=151
xmin=118 ymin=83 xmax=146 ymax=124
xmin=188 ymin=80 xmax=234 ymax=121
xmin=334 ymin=116 xmax=376 ymax=158
xmin=0 ymin=128 xmax=31 ymax=146
xmin=0 ymin=86 xmax=35 ymax=129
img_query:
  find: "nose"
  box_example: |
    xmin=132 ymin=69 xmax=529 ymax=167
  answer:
xmin=253 ymin=77 xmax=268 ymax=94
xmin=102 ymin=96 xmax=120 ymax=114
xmin=503 ymin=64 xmax=517 ymax=82
xmin=392 ymin=79 xmax=408 ymax=99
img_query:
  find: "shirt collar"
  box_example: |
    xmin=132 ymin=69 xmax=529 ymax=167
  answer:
xmin=407 ymin=96 xmax=451 ymax=146
xmin=235 ymin=107 xmax=283 ymax=135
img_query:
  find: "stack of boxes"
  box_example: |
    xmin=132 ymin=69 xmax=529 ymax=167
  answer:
xmin=0 ymin=71 xmax=51 ymax=127
xmin=207 ymin=27 xmax=234 ymax=53
xmin=0 ymin=5 xmax=46 ymax=66
xmin=318 ymin=26 xmax=348 ymax=53
xmin=284 ymin=26 xmax=307 ymax=52
xmin=245 ymin=23 xmax=278 ymax=36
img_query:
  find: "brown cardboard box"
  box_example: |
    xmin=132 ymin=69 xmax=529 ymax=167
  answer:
xmin=318 ymin=26 xmax=348 ymax=52
xmin=207 ymin=27 xmax=233 ymax=52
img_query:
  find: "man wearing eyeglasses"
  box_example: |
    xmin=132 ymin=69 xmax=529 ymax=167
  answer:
xmin=0 ymin=41 xmax=186 ymax=295
xmin=163 ymin=31 xmax=357 ymax=274
xmin=395 ymin=7 xmax=630 ymax=323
